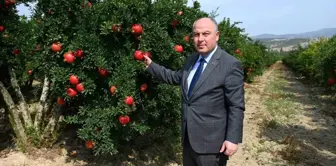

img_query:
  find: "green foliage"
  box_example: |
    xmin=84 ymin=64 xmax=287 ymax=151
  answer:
xmin=0 ymin=1 xmax=38 ymax=89
xmin=29 ymin=0 xmax=208 ymax=156
xmin=283 ymin=36 xmax=336 ymax=90
xmin=217 ymin=18 xmax=280 ymax=82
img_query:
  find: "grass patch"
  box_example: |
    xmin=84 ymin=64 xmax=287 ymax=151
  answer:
xmin=258 ymin=68 xmax=302 ymax=164
xmin=263 ymin=70 xmax=300 ymax=124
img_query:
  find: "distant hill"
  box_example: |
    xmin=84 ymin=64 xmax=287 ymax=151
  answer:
xmin=251 ymin=28 xmax=336 ymax=52
xmin=258 ymin=38 xmax=318 ymax=52
xmin=252 ymin=28 xmax=336 ymax=39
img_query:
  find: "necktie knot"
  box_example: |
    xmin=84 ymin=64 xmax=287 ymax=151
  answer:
xmin=199 ymin=58 xmax=205 ymax=63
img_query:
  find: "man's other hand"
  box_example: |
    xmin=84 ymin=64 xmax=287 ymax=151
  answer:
xmin=219 ymin=141 xmax=238 ymax=156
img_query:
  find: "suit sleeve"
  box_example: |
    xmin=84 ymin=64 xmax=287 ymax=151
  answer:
xmin=224 ymin=60 xmax=245 ymax=144
xmin=146 ymin=62 xmax=183 ymax=85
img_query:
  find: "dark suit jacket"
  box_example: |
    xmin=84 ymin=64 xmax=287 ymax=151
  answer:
xmin=146 ymin=47 xmax=245 ymax=154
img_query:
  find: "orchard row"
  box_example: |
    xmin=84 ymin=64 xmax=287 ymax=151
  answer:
xmin=283 ymin=35 xmax=336 ymax=89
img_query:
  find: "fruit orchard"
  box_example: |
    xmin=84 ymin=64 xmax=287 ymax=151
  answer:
xmin=283 ymin=36 xmax=336 ymax=91
xmin=0 ymin=0 xmax=279 ymax=156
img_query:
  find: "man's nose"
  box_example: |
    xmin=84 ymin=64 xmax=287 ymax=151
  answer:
xmin=198 ymin=35 xmax=205 ymax=41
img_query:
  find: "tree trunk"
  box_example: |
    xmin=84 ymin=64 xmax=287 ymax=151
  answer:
xmin=8 ymin=68 xmax=32 ymax=128
xmin=34 ymin=76 xmax=50 ymax=132
xmin=0 ymin=108 xmax=10 ymax=135
xmin=42 ymin=103 xmax=62 ymax=139
xmin=0 ymin=67 xmax=62 ymax=149
xmin=0 ymin=81 xmax=27 ymax=144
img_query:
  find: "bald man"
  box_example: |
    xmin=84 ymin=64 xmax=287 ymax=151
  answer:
xmin=143 ymin=17 xmax=245 ymax=165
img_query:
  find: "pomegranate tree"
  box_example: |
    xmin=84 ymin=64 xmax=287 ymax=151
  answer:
xmin=283 ymin=35 xmax=336 ymax=91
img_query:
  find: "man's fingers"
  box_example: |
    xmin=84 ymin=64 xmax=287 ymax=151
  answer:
xmin=143 ymin=55 xmax=150 ymax=60
xmin=224 ymin=148 xmax=237 ymax=156
xmin=219 ymin=143 xmax=226 ymax=153
xmin=222 ymin=141 xmax=238 ymax=156
xmin=143 ymin=55 xmax=151 ymax=65
xmin=224 ymin=149 xmax=231 ymax=156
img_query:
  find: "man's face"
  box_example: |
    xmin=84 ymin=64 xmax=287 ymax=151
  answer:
xmin=192 ymin=18 xmax=219 ymax=55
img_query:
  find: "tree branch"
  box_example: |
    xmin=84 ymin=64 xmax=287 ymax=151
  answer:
xmin=34 ymin=76 xmax=50 ymax=131
xmin=54 ymin=115 xmax=64 ymax=135
xmin=0 ymin=81 xmax=27 ymax=143
xmin=42 ymin=97 xmax=53 ymax=124
xmin=9 ymin=68 xmax=32 ymax=127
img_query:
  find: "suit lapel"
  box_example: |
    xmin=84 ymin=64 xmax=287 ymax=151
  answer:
xmin=188 ymin=48 xmax=221 ymax=99
xmin=182 ymin=55 xmax=199 ymax=99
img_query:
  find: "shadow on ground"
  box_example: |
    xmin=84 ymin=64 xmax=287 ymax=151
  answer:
xmin=262 ymin=123 xmax=336 ymax=165
xmin=280 ymin=65 xmax=336 ymax=118
xmin=54 ymin=124 xmax=181 ymax=166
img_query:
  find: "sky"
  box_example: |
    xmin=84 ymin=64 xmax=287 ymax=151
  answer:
xmin=16 ymin=0 xmax=336 ymax=36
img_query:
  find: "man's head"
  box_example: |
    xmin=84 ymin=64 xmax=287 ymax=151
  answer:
xmin=192 ymin=17 xmax=219 ymax=56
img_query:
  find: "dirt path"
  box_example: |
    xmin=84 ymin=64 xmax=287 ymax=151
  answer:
xmin=227 ymin=61 xmax=279 ymax=166
xmin=228 ymin=61 xmax=336 ymax=166
xmin=1 ymin=61 xmax=336 ymax=166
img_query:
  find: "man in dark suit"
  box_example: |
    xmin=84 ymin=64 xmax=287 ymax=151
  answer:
xmin=142 ymin=17 xmax=245 ymax=165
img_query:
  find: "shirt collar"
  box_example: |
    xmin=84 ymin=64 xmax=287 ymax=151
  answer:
xmin=198 ymin=45 xmax=218 ymax=63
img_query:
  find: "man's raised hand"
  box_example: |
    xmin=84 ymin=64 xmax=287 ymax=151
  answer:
xmin=143 ymin=54 xmax=152 ymax=68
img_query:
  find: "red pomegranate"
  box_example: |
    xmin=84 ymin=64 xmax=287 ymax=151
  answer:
xmin=110 ymin=85 xmax=116 ymax=95
xmin=67 ymin=88 xmax=77 ymax=97
xmin=51 ymin=42 xmax=62 ymax=52
xmin=174 ymin=45 xmax=183 ymax=53
xmin=140 ymin=83 xmax=147 ymax=92
xmin=124 ymin=96 xmax=134 ymax=106
xmin=69 ymin=75 xmax=79 ymax=85
xmin=64 ymin=52 xmax=75 ymax=63
xmin=131 ymin=24 xmax=143 ymax=35
xmin=85 ymin=140 xmax=95 ymax=149
xmin=57 ymin=97 xmax=65 ymax=105
xmin=134 ymin=50 xmax=144 ymax=60
xmin=119 ymin=115 xmax=130 ymax=126
xmin=328 ymin=77 xmax=335 ymax=86
xmin=76 ymin=83 xmax=85 ymax=92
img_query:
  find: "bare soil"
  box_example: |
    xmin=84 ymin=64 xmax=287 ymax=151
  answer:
xmin=1 ymin=61 xmax=336 ymax=166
